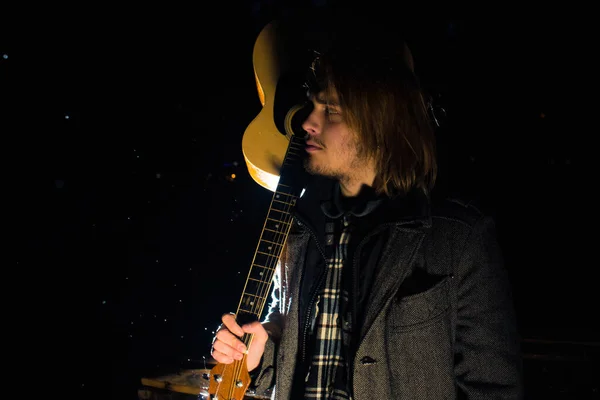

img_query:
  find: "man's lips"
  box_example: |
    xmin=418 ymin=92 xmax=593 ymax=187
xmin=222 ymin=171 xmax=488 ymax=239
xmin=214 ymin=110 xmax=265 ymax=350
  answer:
xmin=305 ymin=144 xmax=322 ymax=152
xmin=305 ymin=141 xmax=323 ymax=152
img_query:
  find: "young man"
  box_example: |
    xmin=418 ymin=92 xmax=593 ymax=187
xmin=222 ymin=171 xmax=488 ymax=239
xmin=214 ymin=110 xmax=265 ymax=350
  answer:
xmin=211 ymin=11 xmax=523 ymax=400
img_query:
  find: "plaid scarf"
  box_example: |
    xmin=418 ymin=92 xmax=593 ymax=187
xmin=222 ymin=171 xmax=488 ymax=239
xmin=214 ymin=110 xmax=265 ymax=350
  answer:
xmin=304 ymin=214 xmax=353 ymax=399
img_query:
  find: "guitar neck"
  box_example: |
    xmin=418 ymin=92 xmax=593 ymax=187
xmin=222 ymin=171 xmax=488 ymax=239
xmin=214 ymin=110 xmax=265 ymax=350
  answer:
xmin=236 ymin=134 xmax=306 ymax=324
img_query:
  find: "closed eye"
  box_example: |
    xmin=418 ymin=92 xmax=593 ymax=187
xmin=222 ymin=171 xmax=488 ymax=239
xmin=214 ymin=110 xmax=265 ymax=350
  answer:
xmin=325 ymin=106 xmax=339 ymax=115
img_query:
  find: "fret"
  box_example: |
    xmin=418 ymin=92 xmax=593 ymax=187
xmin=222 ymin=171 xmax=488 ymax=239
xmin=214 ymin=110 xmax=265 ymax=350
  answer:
xmin=248 ymin=277 xmax=265 ymax=283
xmin=275 ymin=181 xmax=302 ymax=196
xmin=266 ymin=210 xmax=292 ymax=224
xmin=273 ymin=193 xmax=296 ymax=206
xmin=266 ymin=217 xmax=291 ymax=227
xmin=235 ymin=131 xmax=306 ymax=322
xmin=264 ymin=225 xmax=289 ymax=234
xmin=250 ymin=263 xmax=275 ymax=273
xmin=257 ymin=239 xmax=283 ymax=257
xmin=259 ymin=229 xmax=288 ymax=244
xmin=284 ymin=147 xmax=303 ymax=158
xmin=264 ymin=218 xmax=290 ymax=230
xmin=256 ymin=250 xmax=279 ymax=257
xmin=277 ymin=177 xmax=301 ymax=188
xmin=240 ymin=296 xmax=259 ymax=312
xmin=263 ymin=227 xmax=284 ymax=234
xmin=272 ymin=195 xmax=295 ymax=205
xmin=265 ymin=209 xmax=291 ymax=224
xmin=248 ymin=265 xmax=274 ymax=284
xmin=252 ymin=253 xmax=279 ymax=270
xmin=262 ymin=227 xmax=287 ymax=237
xmin=289 ymin=143 xmax=304 ymax=151
xmin=242 ymin=292 xmax=267 ymax=301
xmin=270 ymin=200 xmax=295 ymax=213
xmin=271 ymin=196 xmax=295 ymax=206
xmin=287 ymin=138 xmax=305 ymax=150
xmin=274 ymin=185 xmax=296 ymax=195
xmin=258 ymin=238 xmax=283 ymax=247
xmin=246 ymin=276 xmax=273 ymax=312
xmin=272 ymin=193 xmax=294 ymax=201
xmin=240 ymin=293 xmax=265 ymax=306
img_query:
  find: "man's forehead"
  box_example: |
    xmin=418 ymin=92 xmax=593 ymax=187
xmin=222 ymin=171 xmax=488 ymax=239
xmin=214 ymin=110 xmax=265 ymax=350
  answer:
xmin=313 ymin=89 xmax=340 ymax=106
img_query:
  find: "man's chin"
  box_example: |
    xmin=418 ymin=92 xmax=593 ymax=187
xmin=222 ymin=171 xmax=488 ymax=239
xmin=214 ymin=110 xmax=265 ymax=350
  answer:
xmin=304 ymin=164 xmax=333 ymax=179
xmin=304 ymin=159 xmax=321 ymax=175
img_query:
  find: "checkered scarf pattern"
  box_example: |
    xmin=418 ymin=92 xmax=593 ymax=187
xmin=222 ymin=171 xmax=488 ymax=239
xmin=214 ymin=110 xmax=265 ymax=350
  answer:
xmin=304 ymin=215 xmax=353 ymax=399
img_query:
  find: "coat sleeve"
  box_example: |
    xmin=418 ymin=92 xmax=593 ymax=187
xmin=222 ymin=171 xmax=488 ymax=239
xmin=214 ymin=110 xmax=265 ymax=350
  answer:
xmin=454 ymin=215 xmax=524 ymax=399
xmin=248 ymin=259 xmax=285 ymax=395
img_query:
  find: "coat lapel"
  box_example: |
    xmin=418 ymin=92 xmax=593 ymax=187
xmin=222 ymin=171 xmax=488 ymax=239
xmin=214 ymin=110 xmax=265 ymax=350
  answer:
xmin=359 ymin=227 xmax=426 ymax=340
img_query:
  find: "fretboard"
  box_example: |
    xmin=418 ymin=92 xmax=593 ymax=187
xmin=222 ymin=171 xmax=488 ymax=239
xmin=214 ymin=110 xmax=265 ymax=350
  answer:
xmin=236 ymin=133 xmax=306 ymax=322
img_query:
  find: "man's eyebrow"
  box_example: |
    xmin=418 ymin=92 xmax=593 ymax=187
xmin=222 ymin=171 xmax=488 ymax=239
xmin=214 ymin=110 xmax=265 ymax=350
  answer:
xmin=313 ymin=93 xmax=339 ymax=107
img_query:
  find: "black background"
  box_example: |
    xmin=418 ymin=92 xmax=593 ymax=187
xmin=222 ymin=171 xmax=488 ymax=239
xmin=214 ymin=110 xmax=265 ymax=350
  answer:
xmin=5 ymin=1 xmax=595 ymax=399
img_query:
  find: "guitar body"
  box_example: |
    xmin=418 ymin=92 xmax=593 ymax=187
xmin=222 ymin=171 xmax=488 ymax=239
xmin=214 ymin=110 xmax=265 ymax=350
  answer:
xmin=241 ymin=21 xmax=288 ymax=192
xmin=241 ymin=19 xmax=313 ymax=192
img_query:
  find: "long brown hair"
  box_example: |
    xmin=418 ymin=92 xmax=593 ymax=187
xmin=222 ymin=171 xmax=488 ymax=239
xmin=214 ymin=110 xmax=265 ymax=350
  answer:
xmin=306 ymin=29 xmax=438 ymax=198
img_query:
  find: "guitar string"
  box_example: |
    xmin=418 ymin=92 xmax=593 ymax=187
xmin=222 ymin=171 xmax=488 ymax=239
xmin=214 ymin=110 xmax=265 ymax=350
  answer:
xmin=228 ymin=86 xmax=307 ymax=399
xmin=252 ymin=134 xmax=302 ymax=320
xmin=232 ymin=137 xmax=299 ymax=398
xmin=239 ymin=135 xmax=300 ymax=386
xmin=230 ymin=135 xmax=302 ymax=398
xmin=248 ymin=120 xmax=308 ymax=362
xmin=253 ymin=136 xmax=301 ymax=316
xmin=247 ymin=141 xmax=299 ymax=340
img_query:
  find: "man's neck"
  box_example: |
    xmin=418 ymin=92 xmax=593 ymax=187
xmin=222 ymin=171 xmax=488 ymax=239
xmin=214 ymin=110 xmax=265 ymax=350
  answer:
xmin=339 ymin=159 xmax=377 ymax=197
xmin=339 ymin=173 xmax=376 ymax=197
xmin=339 ymin=181 xmax=366 ymax=197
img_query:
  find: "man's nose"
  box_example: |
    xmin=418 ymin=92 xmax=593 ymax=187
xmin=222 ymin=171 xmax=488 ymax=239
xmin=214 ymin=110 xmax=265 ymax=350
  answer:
xmin=302 ymin=108 xmax=321 ymax=137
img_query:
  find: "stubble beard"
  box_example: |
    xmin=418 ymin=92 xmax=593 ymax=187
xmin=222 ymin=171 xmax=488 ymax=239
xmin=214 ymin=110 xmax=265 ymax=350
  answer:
xmin=303 ymin=145 xmax=370 ymax=186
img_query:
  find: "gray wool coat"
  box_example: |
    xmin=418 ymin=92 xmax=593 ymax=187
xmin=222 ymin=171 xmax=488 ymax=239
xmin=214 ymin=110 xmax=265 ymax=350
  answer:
xmin=249 ymin=187 xmax=524 ymax=400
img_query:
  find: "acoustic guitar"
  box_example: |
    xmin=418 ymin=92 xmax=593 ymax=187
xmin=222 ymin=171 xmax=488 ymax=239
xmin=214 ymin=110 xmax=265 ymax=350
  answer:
xmin=207 ymin=19 xmax=310 ymax=400
xmin=240 ymin=19 xmax=312 ymax=192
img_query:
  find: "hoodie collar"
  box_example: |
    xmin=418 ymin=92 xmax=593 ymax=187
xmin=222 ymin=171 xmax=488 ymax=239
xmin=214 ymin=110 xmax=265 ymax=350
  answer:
xmin=294 ymin=175 xmax=432 ymax=228
xmin=320 ymin=181 xmax=384 ymax=219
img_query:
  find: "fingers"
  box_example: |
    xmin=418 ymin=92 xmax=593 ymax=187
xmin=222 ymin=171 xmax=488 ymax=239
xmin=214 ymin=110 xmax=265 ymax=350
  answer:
xmin=221 ymin=313 xmax=244 ymax=337
xmin=241 ymin=321 xmax=269 ymax=372
xmin=212 ymin=343 xmax=245 ymax=363
xmin=241 ymin=321 xmax=268 ymax=343
xmin=211 ymin=313 xmax=247 ymax=364
xmin=211 ymin=313 xmax=272 ymax=369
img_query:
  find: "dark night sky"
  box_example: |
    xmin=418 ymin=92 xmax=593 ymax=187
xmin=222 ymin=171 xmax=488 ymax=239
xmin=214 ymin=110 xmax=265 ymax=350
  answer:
xmin=5 ymin=1 xmax=595 ymax=399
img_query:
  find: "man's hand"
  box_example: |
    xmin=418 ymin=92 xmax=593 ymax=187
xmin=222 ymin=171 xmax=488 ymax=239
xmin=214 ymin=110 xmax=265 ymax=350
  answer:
xmin=211 ymin=313 xmax=269 ymax=372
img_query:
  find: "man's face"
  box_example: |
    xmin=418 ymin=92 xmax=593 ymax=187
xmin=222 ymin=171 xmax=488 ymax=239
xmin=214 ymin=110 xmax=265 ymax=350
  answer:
xmin=302 ymin=90 xmax=368 ymax=181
